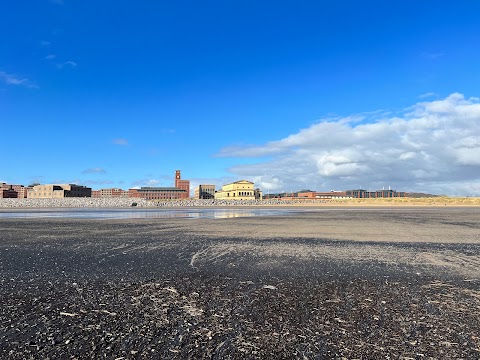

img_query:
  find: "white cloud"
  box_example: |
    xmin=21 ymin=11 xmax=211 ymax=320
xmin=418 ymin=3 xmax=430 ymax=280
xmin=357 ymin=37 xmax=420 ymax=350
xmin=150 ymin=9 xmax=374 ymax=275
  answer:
xmin=132 ymin=179 xmax=161 ymax=187
xmin=45 ymin=54 xmax=56 ymax=60
xmin=418 ymin=92 xmax=437 ymax=99
xmin=145 ymin=179 xmax=160 ymax=186
xmin=112 ymin=138 xmax=129 ymax=146
xmin=251 ymin=176 xmax=284 ymax=192
xmin=421 ymin=51 xmax=445 ymax=59
xmin=57 ymin=60 xmax=77 ymax=69
xmin=82 ymin=167 xmax=107 ymax=174
xmin=0 ymin=71 xmax=38 ymax=88
xmin=218 ymin=93 xmax=480 ymax=196
xmin=189 ymin=176 xmax=239 ymax=194
xmin=82 ymin=180 xmax=114 ymax=185
xmin=51 ymin=178 xmax=81 ymax=185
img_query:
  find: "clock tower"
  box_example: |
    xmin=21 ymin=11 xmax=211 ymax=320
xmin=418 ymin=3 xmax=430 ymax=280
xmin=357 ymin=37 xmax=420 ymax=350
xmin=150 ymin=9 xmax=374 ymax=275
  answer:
xmin=174 ymin=170 xmax=190 ymax=198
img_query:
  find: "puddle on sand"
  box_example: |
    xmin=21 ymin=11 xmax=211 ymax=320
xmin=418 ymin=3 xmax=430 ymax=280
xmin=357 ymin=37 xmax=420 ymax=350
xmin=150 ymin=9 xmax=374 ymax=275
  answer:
xmin=0 ymin=208 xmax=305 ymax=220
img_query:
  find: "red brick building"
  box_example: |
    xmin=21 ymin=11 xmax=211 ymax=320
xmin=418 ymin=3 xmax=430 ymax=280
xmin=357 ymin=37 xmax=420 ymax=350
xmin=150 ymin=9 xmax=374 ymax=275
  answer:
xmin=309 ymin=191 xmax=349 ymax=199
xmin=0 ymin=183 xmax=30 ymax=198
xmin=92 ymin=188 xmax=129 ymax=197
xmin=174 ymin=170 xmax=190 ymax=199
xmin=18 ymin=186 xmax=32 ymax=198
xmin=128 ymin=187 xmax=187 ymax=200
xmin=0 ymin=184 xmax=18 ymax=198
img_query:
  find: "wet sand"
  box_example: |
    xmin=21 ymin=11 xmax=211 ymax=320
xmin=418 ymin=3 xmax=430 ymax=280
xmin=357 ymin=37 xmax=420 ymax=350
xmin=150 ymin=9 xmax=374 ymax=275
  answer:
xmin=1 ymin=207 xmax=479 ymax=358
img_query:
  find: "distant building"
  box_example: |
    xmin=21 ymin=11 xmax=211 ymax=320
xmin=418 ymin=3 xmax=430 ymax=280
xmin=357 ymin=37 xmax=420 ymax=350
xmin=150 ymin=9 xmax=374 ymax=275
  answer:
xmin=263 ymin=190 xmax=350 ymax=200
xmin=18 ymin=186 xmax=32 ymax=199
xmin=263 ymin=192 xmax=297 ymax=200
xmin=0 ymin=183 xmax=29 ymax=198
xmin=129 ymin=187 xmax=187 ymax=200
xmin=1 ymin=185 xmax=18 ymax=198
xmin=345 ymin=189 xmax=405 ymax=198
xmin=308 ymin=191 xmax=350 ymax=199
xmin=175 ymin=170 xmax=190 ymax=199
xmin=128 ymin=188 xmax=139 ymax=198
xmin=194 ymin=185 xmax=215 ymax=199
xmin=215 ymin=180 xmax=260 ymax=200
xmin=92 ymin=188 xmax=129 ymax=198
xmin=28 ymin=184 xmax=92 ymax=198
xmin=130 ymin=170 xmax=191 ymax=200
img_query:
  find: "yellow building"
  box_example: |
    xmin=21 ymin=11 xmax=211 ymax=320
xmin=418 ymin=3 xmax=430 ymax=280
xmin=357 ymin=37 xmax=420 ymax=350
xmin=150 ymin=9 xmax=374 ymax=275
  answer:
xmin=28 ymin=184 xmax=92 ymax=198
xmin=214 ymin=180 xmax=262 ymax=200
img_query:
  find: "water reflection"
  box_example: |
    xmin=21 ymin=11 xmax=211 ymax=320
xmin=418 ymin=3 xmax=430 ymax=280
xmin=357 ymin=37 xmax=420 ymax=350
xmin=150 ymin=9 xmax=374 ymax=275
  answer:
xmin=0 ymin=208 xmax=300 ymax=219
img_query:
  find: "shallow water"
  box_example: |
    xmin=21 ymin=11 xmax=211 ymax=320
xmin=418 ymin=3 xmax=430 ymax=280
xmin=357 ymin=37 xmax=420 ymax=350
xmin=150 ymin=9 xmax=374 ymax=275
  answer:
xmin=0 ymin=208 xmax=305 ymax=219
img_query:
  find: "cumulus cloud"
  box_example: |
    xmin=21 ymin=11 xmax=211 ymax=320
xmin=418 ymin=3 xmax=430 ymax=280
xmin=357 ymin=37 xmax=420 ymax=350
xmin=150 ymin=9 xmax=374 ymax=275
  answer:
xmin=82 ymin=167 xmax=106 ymax=174
xmin=113 ymin=138 xmax=129 ymax=146
xmin=218 ymin=93 xmax=480 ymax=196
xmin=45 ymin=54 xmax=56 ymax=60
xmin=0 ymin=71 xmax=38 ymax=88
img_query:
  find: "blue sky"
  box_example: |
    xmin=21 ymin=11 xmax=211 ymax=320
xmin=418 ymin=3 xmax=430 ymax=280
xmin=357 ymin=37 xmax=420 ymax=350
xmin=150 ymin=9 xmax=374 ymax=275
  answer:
xmin=1 ymin=1 xmax=480 ymax=195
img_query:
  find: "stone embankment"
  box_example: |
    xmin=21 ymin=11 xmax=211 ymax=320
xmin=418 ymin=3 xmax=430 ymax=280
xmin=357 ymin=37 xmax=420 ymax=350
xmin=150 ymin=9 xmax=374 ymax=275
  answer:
xmin=0 ymin=198 xmax=326 ymax=208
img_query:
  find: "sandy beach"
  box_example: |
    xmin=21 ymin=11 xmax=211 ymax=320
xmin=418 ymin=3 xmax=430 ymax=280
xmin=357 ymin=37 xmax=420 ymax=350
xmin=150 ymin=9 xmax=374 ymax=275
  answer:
xmin=1 ymin=207 xmax=479 ymax=358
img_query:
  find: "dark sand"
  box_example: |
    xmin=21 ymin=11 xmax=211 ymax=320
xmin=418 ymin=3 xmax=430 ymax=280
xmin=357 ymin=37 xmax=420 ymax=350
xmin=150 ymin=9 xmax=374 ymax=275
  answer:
xmin=1 ymin=207 xmax=479 ymax=358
